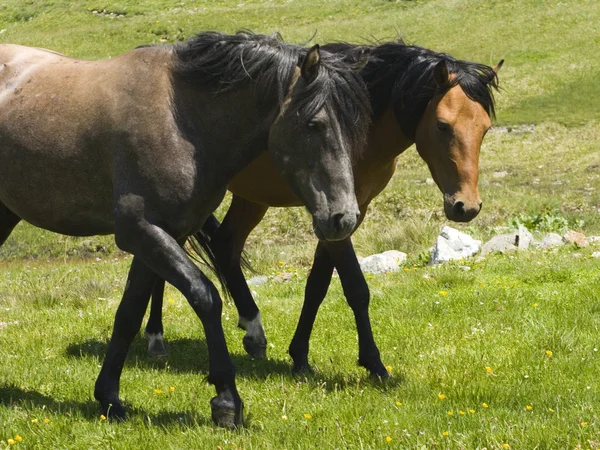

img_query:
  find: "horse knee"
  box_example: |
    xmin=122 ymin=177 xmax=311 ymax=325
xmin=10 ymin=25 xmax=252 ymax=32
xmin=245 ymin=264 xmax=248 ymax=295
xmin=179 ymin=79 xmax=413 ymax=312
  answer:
xmin=190 ymin=280 xmax=222 ymax=316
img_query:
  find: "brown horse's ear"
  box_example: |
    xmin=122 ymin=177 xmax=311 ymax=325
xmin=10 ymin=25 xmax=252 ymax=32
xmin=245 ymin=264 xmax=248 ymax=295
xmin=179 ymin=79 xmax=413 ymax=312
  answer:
xmin=301 ymin=44 xmax=321 ymax=83
xmin=493 ymin=59 xmax=504 ymax=73
xmin=433 ymin=60 xmax=449 ymax=87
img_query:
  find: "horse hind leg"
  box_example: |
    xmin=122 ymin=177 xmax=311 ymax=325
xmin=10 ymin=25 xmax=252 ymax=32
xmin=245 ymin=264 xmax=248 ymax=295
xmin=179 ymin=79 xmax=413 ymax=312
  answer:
xmin=0 ymin=203 xmax=21 ymax=247
xmin=145 ymin=279 xmax=168 ymax=358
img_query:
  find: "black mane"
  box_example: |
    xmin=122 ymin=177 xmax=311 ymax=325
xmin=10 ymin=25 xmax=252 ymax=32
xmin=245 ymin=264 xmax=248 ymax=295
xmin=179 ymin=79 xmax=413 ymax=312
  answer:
xmin=173 ymin=31 xmax=371 ymax=154
xmin=324 ymin=39 xmax=500 ymax=140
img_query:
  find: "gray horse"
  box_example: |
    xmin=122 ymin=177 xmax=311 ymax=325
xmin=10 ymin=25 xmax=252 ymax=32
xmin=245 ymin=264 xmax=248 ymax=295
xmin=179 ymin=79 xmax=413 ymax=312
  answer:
xmin=0 ymin=31 xmax=371 ymax=427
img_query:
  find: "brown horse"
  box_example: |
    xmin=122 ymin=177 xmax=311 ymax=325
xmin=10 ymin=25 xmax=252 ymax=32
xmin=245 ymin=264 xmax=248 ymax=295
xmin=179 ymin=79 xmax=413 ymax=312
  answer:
xmin=144 ymin=40 xmax=502 ymax=380
xmin=0 ymin=32 xmax=373 ymax=426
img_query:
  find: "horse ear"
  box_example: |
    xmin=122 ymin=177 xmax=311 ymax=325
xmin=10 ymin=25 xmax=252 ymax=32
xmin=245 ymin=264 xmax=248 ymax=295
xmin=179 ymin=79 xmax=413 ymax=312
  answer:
xmin=301 ymin=44 xmax=321 ymax=83
xmin=433 ymin=60 xmax=449 ymax=87
xmin=493 ymin=59 xmax=504 ymax=73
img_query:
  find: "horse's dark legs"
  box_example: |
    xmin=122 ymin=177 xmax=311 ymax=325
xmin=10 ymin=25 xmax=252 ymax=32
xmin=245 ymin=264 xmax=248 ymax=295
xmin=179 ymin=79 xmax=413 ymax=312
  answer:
xmin=288 ymin=241 xmax=334 ymax=373
xmin=94 ymin=257 xmax=156 ymax=419
xmin=288 ymin=238 xmax=389 ymax=378
xmin=96 ymin=217 xmax=242 ymax=427
xmin=0 ymin=203 xmax=21 ymax=246
xmin=208 ymin=196 xmax=269 ymax=358
xmin=144 ymin=279 xmax=167 ymax=357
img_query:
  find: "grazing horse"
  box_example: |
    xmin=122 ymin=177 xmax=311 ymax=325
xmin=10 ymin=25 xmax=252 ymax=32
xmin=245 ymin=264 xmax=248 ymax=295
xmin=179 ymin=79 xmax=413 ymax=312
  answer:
xmin=0 ymin=31 xmax=372 ymax=427
xmin=145 ymin=39 xmax=502 ymax=378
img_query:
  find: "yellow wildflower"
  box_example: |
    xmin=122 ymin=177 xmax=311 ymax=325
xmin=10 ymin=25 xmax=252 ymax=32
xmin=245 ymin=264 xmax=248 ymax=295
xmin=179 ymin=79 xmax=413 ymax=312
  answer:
xmin=438 ymin=393 xmax=447 ymax=400
xmin=31 ymin=418 xmax=38 ymax=424
xmin=100 ymin=415 xmax=107 ymax=421
xmin=532 ymin=303 xmax=538 ymax=308
xmin=304 ymin=413 xmax=311 ymax=419
xmin=447 ymin=411 xmax=453 ymax=416
xmin=548 ymin=408 xmax=554 ymax=413
xmin=169 ymin=386 xmax=175 ymax=392
xmin=281 ymin=415 xmax=287 ymax=421
xmin=442 ymin=431 xmax=449 ymax=437
xmin=168 ymin=298 xmax=175 ymax=303
xmin=459 ymin=410 xmax=465 ymax=415
xmin=482 ymin=403 xmax=488 ymax=408
xmin=7 ymin=438 xmax=15 ymax=445
xmin=385 ymin=365 xmax=393 ymax=373
xmin=485 ymin=366 xmax=493 ymax=374
xmin=580 ymin=421 xmax=588 ymax=427
xmin=385 ymin=436 xmax=392 ymax=443
xmin=395 ymin=401 xmax=402 ymax=407
xmin=502 ymin=444 xmax=510 ymax=449
xmin=546 ymin=350 xmax=553 ymax=357
xmin=14 ymin=436 xmax=22 ymax=443
xmin=439 ymin=291 xmax=448 ymax=296
xmin=43 ymin=418 xmax=50 ymax=424
xmin=526 ymin=405 xmax=533 ymax=411
xmin=469 ymin=409 xmax=475 ymax=414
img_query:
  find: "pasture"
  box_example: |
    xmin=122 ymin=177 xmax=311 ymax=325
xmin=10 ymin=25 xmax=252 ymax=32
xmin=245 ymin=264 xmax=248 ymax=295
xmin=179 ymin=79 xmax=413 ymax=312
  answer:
xmin=1 ymin=0 xmax=599 ymax=448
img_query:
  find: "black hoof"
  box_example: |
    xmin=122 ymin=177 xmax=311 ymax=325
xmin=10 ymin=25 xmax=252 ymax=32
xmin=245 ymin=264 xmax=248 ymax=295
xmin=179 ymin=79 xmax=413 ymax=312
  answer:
xmin=210 ymin=396 xmax=244 ymax=429
xmin=370 ymin=368 xmax=393 ymax=381
xmin=292 ymin=361 xmax=314 ymax=375
xmin=146 ymin=333 xmax=168 ymax=359
xmin=99 ymin=399 xmax=126 ymax=421
xmin=242 ymin=335 xmax=267 ymax=359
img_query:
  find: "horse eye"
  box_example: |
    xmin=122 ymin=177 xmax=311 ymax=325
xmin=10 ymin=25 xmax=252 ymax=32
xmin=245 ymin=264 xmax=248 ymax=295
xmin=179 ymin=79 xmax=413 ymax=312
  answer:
xmin=307 ymin=120 xmax=321 ymax=129
xmin=437 ymin=121 xmax=450 ymax=132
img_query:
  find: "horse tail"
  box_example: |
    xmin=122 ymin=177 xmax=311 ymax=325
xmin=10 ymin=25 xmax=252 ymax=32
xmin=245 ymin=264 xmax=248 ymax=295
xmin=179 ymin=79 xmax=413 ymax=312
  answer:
xmin=186 ymin=214 xmax=256 ymax=297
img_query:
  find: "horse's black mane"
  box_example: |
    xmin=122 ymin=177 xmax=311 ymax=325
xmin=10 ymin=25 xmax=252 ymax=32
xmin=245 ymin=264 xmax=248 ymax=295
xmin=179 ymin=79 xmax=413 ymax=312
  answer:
xmin=323 ymin=39 xmax=500 ymax=140
xmin=173 ymin=31 xmax=371 ymax=153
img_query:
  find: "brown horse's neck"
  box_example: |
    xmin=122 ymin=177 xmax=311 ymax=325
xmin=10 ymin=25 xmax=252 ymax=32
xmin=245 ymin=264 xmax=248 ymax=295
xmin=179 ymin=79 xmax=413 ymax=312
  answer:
xmin=361 ymin=108 xmax=414 ymax=168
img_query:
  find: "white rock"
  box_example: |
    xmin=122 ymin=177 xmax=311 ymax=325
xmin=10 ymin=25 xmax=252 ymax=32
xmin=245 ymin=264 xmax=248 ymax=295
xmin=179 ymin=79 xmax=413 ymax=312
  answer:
xmin=592 ymin=252 xmax=600 ymax=258
xmin=429 ymin=226 xmax=482 ymax=265
xmin=360 ymin=250 xmax=407 ymax=274
xmin=247 ymin=275 xmax=268 ymax=286
xmin=589 ymin=236 xmax=600 ymax=243
xmin=539 ymin=233 xmax=565 ymax=249
xmin=517 ymin=226 xmax=534 ymax=250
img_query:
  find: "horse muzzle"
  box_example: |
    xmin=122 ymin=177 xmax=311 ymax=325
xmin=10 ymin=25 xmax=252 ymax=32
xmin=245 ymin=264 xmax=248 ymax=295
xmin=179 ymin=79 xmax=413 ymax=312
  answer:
xmin=312 ymin=209 xmax=360 ymax=241
xmin=444 ymin=197 xmax=482 ymax=223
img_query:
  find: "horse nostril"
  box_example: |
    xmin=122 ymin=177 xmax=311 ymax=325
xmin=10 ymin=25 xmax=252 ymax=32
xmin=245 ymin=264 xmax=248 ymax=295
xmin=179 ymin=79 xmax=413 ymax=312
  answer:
xmin=331 ymin=213 xmax=345 ymax=233
xmin=453 ymin=201 xmax=466 ymax=217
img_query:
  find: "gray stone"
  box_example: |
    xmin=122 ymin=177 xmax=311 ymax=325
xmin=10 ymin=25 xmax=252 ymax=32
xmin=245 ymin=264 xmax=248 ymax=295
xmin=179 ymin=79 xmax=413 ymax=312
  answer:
xmin=360 ymin=250 xmax=407 ymax=274
xmin=589 ymin=236 xmax=600 ymax=244
xmin=517 ymin=226 xmax=533 ymax=250
xmin=539 ymin=233 xmax=565 ymax=249
xmin=247 ymin=275 xmax=268 ymax=286
xmin=429 ymin=226 xmax=482 ymax=265
xmin=481 ymin=233 xmax=517 ymax=254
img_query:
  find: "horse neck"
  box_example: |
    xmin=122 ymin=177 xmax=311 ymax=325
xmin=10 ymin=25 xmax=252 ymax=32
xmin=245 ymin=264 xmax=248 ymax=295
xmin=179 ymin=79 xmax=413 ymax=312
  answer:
xmin=361 ymin=107 xmax=414 ymax=168
xmin=171 ymin=80 xmax=278 ymax=182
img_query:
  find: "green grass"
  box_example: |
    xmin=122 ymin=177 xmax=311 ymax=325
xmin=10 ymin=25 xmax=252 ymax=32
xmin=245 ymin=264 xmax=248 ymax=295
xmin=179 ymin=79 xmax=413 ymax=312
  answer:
xmin=1 ymin=0 xmax=600 ymax=447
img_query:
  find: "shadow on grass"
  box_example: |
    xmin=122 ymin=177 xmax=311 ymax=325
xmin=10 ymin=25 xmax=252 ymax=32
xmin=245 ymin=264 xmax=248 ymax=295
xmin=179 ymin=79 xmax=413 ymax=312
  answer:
xmin=0 ymin=385 xmax=214 ymax=426
xmin=64 ymin=337 xmax=402 ymax=390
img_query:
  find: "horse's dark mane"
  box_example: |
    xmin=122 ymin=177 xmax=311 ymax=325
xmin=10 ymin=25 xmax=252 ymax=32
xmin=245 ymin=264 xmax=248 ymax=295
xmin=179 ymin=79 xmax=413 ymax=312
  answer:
xmin=323 ymin=39 xmax=499 ymax=140
xmin=173 ymin=31 xmax=371 ymax=154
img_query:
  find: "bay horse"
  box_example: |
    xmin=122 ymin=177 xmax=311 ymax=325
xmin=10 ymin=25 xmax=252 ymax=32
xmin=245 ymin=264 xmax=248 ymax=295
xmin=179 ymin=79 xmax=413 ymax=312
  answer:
xmin=0 ymin=31 xmax=372 ymax=427
xmin=145 ymin=39 xmax=503 ymax=379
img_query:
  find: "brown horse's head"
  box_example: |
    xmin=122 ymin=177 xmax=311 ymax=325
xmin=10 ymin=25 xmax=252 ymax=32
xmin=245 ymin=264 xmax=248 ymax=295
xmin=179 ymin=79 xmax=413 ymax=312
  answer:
xmin=414 ymin=60 xmax=503 ymax=222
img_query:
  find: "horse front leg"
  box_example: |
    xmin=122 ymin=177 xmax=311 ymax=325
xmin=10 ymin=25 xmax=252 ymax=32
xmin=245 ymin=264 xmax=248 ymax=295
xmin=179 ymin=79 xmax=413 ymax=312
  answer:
xmin=288 ymin=241 xmax=334 ymax=373
xmin=326 ymin=238 xmax=389 ymax=379
xmin=97 ymin=208 xmax=243 ymax=428
xmin=0 ymin=202 xmax=21 ymax=246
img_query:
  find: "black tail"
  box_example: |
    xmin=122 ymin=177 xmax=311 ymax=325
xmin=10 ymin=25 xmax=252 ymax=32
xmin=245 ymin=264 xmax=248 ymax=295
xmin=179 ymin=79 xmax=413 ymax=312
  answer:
xmin=186 ymin=214 xmax=255 ymax=298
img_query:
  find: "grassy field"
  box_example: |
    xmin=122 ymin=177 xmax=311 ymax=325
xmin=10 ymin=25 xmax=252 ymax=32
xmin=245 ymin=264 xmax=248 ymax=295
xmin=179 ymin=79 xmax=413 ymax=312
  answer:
xmin=1 ymin=0 xmax=599 ymax=448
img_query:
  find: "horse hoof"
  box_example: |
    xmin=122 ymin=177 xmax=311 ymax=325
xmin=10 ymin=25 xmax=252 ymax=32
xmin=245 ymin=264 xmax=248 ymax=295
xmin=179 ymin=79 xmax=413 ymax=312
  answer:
xmin=242 ymin=335 xmax=267 ymax=359
xmin=370 ymin=369 xmax=393 ymax=382
xmin=292 ymin=362 xmax=314 ymax=375
xmin=146 ymin=333 xmax=168 ymax=358
xmin=210 ymin=396 xmax=244 ymax=429
xmin=101 ymin=400 xmax=126 ymax=421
